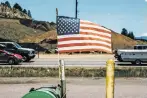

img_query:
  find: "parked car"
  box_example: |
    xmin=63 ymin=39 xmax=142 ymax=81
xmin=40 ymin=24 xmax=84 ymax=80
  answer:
xmin=0 ymin=42 xmax=36 ymax=62
xmin=0 ymin=50 xmax=23 ymax=65
xmin=114 ymin=49 xmax=147 ymax=65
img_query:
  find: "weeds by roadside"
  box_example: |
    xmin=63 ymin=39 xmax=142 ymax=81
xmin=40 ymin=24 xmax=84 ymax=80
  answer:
xmin=0 ymin=67 xmax=147 ymax=77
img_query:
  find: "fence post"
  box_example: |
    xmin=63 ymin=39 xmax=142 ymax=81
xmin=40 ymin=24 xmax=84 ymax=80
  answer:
xmin=106 ymin=59 xmax=115 ymax=98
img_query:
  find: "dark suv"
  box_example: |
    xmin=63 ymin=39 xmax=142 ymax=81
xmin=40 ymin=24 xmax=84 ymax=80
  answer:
xmin=0 ymin=50 xmax=23 ymax=65
xmin=0 ymin=42 xmax=36 ymax=62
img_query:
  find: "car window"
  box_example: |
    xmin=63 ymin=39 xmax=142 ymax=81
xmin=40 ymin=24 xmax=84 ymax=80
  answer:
xmin=14 ymin=43 xmax=22 ymax=48
xmin=138 ymin=46 xmax=142 ymax=50
xmin=6 ymin=44 xmax=14 ymax=49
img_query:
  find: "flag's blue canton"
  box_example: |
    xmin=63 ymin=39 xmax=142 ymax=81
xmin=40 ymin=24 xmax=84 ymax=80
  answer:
xmin=57 ymin=16 xmax=80 ymax=35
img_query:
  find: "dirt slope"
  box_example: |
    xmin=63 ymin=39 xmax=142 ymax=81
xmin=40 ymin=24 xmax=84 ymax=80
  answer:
xmin=0 ymin=18 xmax=45 ymax=42
xmin=20 ymin=29 xmax=140 ymax=50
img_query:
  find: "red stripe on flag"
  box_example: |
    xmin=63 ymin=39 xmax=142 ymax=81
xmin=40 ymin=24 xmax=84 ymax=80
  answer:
xmin=58 ymin=37 xmax=111 ymax=43
xmin=58 ymin=43 xmax=111 ymax=48
xmin=80 ymin=32 xmax=111 ymax=39
xmin=80 ymin=26 xmax=112 ymax=34
xmin=58 ymin=49 xmax=112 ymax=54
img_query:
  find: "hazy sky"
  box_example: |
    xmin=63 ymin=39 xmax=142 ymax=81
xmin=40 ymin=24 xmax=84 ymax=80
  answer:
xmin=1 ymin=0 xmax=147 ymax=37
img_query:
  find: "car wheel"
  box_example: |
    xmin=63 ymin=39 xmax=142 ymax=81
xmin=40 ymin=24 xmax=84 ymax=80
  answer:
xmin=8 ymin=59 xmax=15 ymax=65
xmin=135 ymin=59 xmax=141 ymax=65
xmin=23 ymin=56 xmax=27 ymax=62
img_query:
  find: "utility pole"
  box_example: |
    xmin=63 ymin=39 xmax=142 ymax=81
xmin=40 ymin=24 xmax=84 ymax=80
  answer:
xmin=75 ymin=0 xmax=78 ymax=18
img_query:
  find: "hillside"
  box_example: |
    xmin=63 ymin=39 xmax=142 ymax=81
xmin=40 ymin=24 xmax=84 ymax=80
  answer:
xmin=112 ymin=32 xmax=137 ymax=49
xmin=19 ymin=30 xmax=57 ymax=43
xmin=0 ymin=3 xmax=31 ymax=19
xmin=0 ymin=2 xmax=56 ymax=34
xmin=1 ymin=17 xmax=146 ymax=51
xmin=0 ymin=18 xmax=45 ymax=42
xmin=20 ymin=29 xmax=142 ymax=50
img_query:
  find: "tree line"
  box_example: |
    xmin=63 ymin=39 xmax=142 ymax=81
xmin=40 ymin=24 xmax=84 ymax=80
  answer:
xmin=1 ymin=1 xmax=32 ymax=18
xmin=121 ymin=28 xmax=135 ymax=39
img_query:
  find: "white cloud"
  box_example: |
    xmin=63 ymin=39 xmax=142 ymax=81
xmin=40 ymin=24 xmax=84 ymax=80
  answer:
xmin=135 ymin=33 xmax=147 ymax=37
xmin=145 ymin=0 xmax=147 ymax=2
xmin=141 ymin=33 xmax=147 ymax=36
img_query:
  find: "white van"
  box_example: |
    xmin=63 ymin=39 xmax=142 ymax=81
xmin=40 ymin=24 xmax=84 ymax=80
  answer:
xmin=114 ymin=49 xmax=147 ymax=65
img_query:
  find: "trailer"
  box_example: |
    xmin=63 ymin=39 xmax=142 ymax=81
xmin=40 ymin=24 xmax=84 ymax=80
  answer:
xmin=114 ymin=49 xmax=147 ymax=65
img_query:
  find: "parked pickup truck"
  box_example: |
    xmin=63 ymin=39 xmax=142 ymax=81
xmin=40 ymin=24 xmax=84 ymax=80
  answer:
xmin=0 ymin=42 xmax=36 ymax=62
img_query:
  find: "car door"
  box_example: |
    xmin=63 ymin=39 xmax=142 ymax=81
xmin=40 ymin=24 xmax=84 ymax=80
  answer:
xmin=6 ymin=43 xmax=16 ymax=53
xmin=0 ymin=51 xmax=8 ymax=62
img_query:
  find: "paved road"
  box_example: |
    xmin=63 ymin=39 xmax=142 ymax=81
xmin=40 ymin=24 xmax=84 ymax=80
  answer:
xmin=1 ymin=58 xmax=121 ymax=67
xmin=0 ymin=54 xmax=147 ymax=67
xmin=0 ymin=77 xmax=147 ymax=98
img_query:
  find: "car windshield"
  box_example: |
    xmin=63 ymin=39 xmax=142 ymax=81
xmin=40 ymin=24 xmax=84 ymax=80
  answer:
xmin=14 ymin=43 xmax=22 ymax=48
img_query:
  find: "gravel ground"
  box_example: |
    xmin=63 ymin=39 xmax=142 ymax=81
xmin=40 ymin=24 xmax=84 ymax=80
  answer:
xmin=0 ymin=77 xmax=147 ymax=98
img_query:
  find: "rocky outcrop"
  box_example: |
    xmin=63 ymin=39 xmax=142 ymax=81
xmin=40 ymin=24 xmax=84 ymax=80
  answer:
xmin=0 ymin=3 xmax=56 ymax=32
xmin=20 ymin=19 xmax=56 ymax=31
xmin=0 ymin=4 xmax=31 ymax=19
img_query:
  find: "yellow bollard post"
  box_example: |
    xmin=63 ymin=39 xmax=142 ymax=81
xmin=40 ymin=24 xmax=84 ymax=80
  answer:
xmin=106 ymin=59 xmax=115 ymax=98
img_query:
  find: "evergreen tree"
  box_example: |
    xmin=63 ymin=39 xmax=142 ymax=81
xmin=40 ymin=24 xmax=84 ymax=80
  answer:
xmin=23 ymin=9 xmax=27 ymax=14
xmin=5 ymin=1 xmax=11 ymax=8
xmin=13 ymin=3 xmax=22 ymax=11
xmin=130 ymin=31 xmax=135 ymax=39
xmin=121 ymin=28 xmax=128 ymax=36
xmin=128 ymin=32 xmax=131 ymax=38
xmin=28 ymin=10 xmax=32 ymax=18
xmin=128 ymin=31 xmax=135 ymax=39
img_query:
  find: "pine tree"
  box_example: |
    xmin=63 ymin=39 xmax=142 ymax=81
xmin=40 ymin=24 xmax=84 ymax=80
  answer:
xmin=121 ymin=28 xmax=128 ymax=36
xmin=128 ymin=31 xmax=135 ymax=39
xmin=5 ymin=1 xmax=11 ymax=8
xmin=23 ymin=9 xmax=27 ymax=14
xmin=13 ymin=3 xmax=22 ymax=12
xmin=130 ymin=32 xmax=135 ymax=39
xmin=28 ymin=10 xmax=32 ymax=18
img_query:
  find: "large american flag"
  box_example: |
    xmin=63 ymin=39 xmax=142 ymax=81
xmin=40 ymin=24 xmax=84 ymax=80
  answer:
xmin=57 ymin=16 xmax=112 ymax=53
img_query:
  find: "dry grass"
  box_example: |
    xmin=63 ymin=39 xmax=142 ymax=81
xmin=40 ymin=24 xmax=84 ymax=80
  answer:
xmin=112 ymin=32 xmax=137 ymax=49
xmin=0 ymin=67 xmax=147 ymax=77
xmin=19 ymin=30 xmax=57 ymax=43
xmin=0 ymin=18 xmax=45 ymax=42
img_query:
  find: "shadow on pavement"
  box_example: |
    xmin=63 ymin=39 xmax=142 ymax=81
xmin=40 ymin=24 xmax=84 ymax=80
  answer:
xmin=117 ymin=63 xmax=147 ymax=66
xmin=23 ymin=61 xmax=35 ymax=63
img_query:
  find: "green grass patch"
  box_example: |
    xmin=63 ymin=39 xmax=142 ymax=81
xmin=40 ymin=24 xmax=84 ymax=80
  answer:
xmin=0 ymin=67 xmax=147 ymax=77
